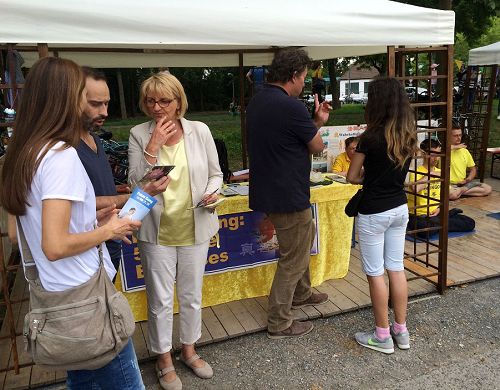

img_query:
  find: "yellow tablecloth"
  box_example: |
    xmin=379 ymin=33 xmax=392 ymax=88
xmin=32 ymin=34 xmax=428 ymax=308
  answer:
xmin=116 ymin=182 xmax=359 ymax=321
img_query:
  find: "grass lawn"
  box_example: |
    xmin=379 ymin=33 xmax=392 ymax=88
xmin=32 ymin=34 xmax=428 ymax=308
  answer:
xmin=106 ymin=104 xmax=366 ymax=170
xmin=107 ymin=100 xmax=500 ymax=172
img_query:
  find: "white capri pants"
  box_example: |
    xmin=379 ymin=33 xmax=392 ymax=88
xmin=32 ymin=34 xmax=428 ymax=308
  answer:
xmin=357 ymin=204 xmax=409 ymax=277
xmin=138 ymin=240 xmax=209 ymax=354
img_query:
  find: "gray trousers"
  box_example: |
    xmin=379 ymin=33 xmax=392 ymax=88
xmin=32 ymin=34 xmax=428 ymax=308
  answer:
xmin=138 ymin=240 xmax=209 ymax=354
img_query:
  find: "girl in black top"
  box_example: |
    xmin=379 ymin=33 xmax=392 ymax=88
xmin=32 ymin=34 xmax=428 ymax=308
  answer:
xmin=347 ymin=76 xmax=418 ymax=354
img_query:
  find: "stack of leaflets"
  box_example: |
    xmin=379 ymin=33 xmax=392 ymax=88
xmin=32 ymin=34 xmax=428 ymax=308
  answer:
xmin=326 ymin=174 xmax=348 ymax=184
xmin=221 ymin=185 xmax=249 ymax=196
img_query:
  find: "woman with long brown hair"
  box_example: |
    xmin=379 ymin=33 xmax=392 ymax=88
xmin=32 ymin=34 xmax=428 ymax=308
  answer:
xmin=347 ymin=76 xmax=418 ymax=354
xmin=0 ymin=57 xmax=145 ymax=389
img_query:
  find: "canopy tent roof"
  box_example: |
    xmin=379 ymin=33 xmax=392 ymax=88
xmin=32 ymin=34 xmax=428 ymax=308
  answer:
xmin=468 ymin=41 xmax=500 ymax=66
xmin=1 ymin=0 xmax=455 ymax=68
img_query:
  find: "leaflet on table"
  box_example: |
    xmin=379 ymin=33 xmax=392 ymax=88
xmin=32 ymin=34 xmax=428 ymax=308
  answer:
xmin=326 ymin=174 xmax=348 ymax=184
xmin=221 ymin=185 xmax=249 ymax=196
xmin=118 ymin=188 xmax=157 ymax=221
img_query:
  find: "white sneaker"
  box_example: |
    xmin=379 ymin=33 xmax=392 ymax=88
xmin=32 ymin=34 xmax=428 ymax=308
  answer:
xmin=497 ymin=115 xmax=500 ymax=120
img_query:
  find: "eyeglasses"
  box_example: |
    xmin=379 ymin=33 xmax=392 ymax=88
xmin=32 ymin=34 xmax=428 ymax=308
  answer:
xmin=145 ymin=97 xmax=174 ymax=108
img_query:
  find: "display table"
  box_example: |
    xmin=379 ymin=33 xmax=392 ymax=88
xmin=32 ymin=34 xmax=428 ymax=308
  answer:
xmin=116 ymin=182 xmax=359 ymax=322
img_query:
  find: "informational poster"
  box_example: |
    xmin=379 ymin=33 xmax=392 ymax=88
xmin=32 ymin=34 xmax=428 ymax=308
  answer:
xmin=312 ymin=122 xmax=431 ymax=173
xmin=312 ymin=124 xmax=367 ymax=173
xmin=120 ymin=205 xmax=320 ymax=292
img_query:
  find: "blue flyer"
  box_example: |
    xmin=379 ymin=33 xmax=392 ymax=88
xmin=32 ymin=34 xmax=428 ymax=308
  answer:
xmin=118 ymin=188 xmax=157 ymax=221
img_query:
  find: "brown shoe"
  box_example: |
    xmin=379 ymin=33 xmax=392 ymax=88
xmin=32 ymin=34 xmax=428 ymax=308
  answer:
xmin=291 ymin=292 xmax=328 ymax=309
xmin=267 ymin=320 xmax=314 ymax=339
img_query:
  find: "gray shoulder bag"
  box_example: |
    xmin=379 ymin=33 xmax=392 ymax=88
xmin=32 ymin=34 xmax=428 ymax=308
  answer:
xmin=18 ymin=218 xmax=136 ymax=371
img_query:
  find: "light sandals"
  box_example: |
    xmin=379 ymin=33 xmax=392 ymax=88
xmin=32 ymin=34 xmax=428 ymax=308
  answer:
xmin=179 ymin=353 xmax=213 ymax=379
xmin=156 ymin=363 xmax=182 ymax=390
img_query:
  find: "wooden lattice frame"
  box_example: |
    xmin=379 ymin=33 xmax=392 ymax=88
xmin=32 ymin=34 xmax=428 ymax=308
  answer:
xmin=460 ymin=64 xmax=498 ymax=182
xmin=388 ymin=45 xmax=454 ymax=294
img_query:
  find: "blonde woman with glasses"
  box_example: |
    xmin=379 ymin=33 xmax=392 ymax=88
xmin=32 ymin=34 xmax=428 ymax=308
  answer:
xmin=128 ymin=72 xmax=223 ymax=390
xmin=347 ymin=76 xmax=418 ymax=355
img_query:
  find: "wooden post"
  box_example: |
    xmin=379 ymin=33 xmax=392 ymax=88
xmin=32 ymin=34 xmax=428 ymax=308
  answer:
xmin=387 ymin=46 xmax=395 ymax=76
xmin=479 ymin=65 xmax=498 ymax=182
xmin=116 ymin=69 xmax=127 ymax=120
xmin=239 ymin=52 xmax=248 ymax=169
xmin=437 ymin=44 xmax=454 ymax=294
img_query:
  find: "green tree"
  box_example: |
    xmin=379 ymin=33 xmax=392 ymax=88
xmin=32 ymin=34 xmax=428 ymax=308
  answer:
xmin=326 ymin=58 xmax=351 ymax=109
xmin=476 ymin=16 xmax=500 ymax=47
xmin=397 ymin=0 xmax=497 ymax=44
xmin=355 ymin=1 xmax=498 ymax=73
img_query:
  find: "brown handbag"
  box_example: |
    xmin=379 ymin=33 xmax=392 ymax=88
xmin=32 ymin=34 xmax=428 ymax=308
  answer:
xmin=18 ymin=218 xmax=136 ymax=371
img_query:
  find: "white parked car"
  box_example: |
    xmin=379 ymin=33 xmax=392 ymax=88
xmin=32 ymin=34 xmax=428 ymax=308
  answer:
xmin=340 ymin=93 xmax=368 ymax=104
xmin=405 ymin=86 xmax=428 ymax=100
xmin=307 ymin=94 xmax=332 ymax=103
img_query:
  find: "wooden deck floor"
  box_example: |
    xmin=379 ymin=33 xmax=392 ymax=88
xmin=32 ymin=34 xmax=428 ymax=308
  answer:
xmin=1 ymin=190 xmax=499 ymax=389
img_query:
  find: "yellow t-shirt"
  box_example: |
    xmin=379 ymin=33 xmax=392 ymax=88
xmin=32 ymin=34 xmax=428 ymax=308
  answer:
xmin=332 ymin=152 xmax=351 ymax=174
xmin=407 ymin=165 xmax=441 ymax=216
xmin=311 ymin=68 xmax=323 ymax=79
xmin=158 ymin=139 xmax=195 ymax=246
xmin=450 ymin=148 xmax=475 ymax=184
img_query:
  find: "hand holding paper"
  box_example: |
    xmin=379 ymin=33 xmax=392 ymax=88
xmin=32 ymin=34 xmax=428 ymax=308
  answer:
xmin=188 ymin=188 xmax=222 ymax=210
xmin=142 ymin=175 xmax=170 ymax=197
xmin=102 ymin=213 xmax=141 ymax=244
xmin=137 ymin=165 xmax=174 ymax=188
xmin=118 ymin=188 xmax=158 ymax=221
xmin=201 ymin=189 xmax=219 ymax=206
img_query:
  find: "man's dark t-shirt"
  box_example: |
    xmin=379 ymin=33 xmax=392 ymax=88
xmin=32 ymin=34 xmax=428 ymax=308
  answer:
xmin=76 ymin=133 xmax=122 ymax=268
xmin=356 ymin=130 xmax=410 ymax=215
xmin=247 ymin=85 xmax=317 ymax=213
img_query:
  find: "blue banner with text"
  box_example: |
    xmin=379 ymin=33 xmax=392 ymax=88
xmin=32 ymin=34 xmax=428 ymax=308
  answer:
xmin=120 ymin=205 xmax=319 ymax=292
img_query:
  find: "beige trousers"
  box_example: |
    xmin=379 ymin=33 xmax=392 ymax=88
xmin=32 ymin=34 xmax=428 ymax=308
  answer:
xmin=267 ymin=208 xmax=315 ymax=332
xmin=138 ymin=240 xmax=209 ymax=354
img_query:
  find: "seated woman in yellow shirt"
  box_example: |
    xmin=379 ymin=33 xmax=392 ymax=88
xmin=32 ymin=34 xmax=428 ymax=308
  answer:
xmin=332 ymin=136 xmax=359 ymax=176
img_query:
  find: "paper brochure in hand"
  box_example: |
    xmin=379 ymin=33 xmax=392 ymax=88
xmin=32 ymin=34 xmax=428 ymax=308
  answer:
xmin=137 ymin=165 xmax=174 ymax=188
xmin=118 ymin=188 xmax=157 ymax=221
xmin=187 ymin=197 xmax=226 ymax=210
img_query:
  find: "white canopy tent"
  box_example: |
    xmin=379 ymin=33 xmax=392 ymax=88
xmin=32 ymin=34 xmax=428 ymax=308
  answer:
xmin=468 ymin=41 xmax=500 ymax=66
xmin=0 ymin=0 xmax=455 ymax=67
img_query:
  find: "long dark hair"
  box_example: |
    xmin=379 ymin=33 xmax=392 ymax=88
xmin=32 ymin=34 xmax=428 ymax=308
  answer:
xmin=1 ymin=57 xmax=85 ymax=215
xmin=364 ymin=76 xmax=418 ymax=167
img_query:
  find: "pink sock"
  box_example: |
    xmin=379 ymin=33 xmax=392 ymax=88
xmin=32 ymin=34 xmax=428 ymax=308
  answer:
xmin=375 ymin=326 xmax=390 ymax=340
xmin=393 ymin=321 xmax=407 ymax=334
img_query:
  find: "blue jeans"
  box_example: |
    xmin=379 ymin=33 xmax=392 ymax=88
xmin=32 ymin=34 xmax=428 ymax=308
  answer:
xmin=357 ymin=204 xmax=409 ymax=276
xmin=66 ymin=339 xmax=144 ymax=390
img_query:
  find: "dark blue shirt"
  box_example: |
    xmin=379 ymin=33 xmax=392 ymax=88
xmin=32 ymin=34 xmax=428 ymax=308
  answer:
xmin=247 ymin=84 xmax=317 ymax=213
xmin=76 ymin=134 xmax=122 ymax=263
xmin=251 ymin=67 xmax=265 ymax=85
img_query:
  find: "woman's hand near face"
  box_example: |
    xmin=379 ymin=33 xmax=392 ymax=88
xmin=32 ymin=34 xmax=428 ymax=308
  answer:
xmin=145 ymin=116 xmax=178 ymax=155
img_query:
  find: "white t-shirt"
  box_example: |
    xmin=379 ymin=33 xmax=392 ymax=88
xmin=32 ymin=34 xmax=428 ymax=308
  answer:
xmin=18 ymin=142 xmax=116 ymax=292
